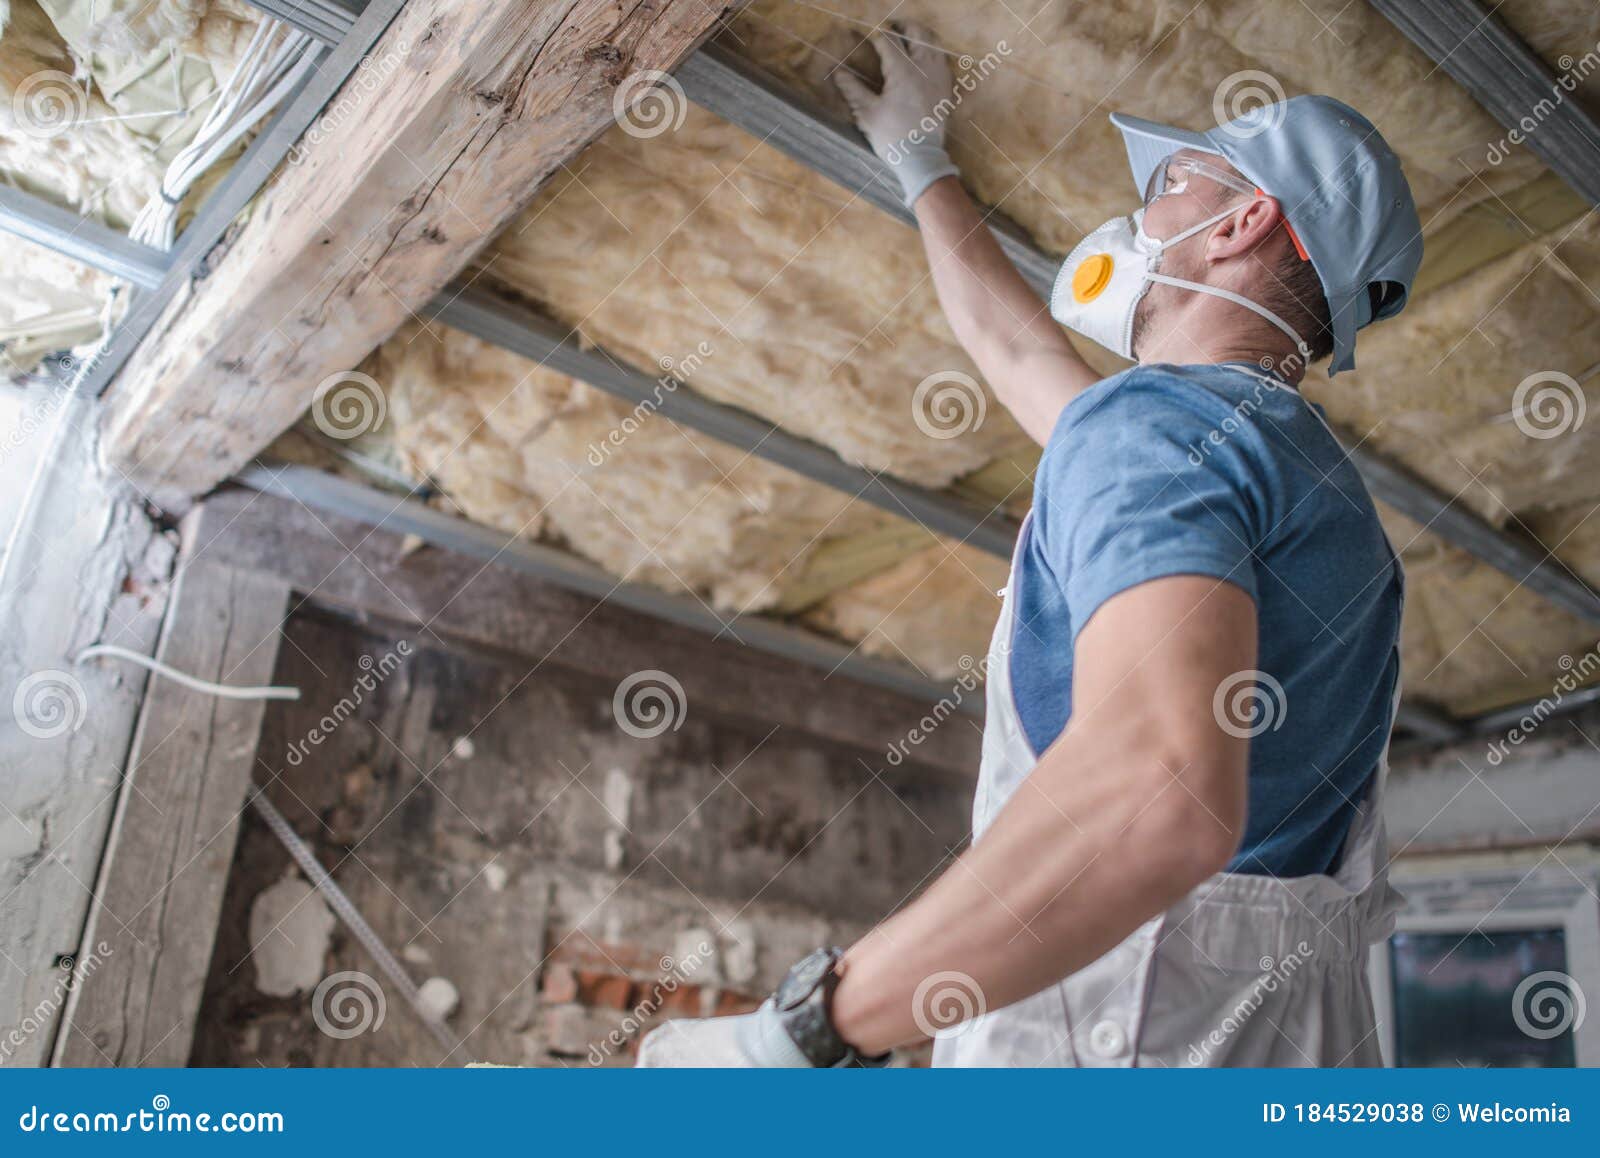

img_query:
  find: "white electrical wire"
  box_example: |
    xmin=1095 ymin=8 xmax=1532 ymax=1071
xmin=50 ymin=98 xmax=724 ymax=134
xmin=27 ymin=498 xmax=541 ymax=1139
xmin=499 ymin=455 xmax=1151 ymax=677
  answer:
xmin=129 ymin=21 xmax=322 ymax=251
xmin=75 ymin=644 xmax=302 ymax=701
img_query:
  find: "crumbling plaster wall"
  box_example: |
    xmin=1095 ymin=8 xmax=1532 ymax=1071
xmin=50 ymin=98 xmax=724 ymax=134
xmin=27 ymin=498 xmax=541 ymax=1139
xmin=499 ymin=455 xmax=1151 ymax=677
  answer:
xmin=192 ymin=605 xmax=972 ymax=1066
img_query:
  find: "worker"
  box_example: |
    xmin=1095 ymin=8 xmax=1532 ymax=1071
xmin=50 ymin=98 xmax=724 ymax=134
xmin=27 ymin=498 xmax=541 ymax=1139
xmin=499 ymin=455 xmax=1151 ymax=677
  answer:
xmin=639 ymin=22 xmax=1421 ymax=1067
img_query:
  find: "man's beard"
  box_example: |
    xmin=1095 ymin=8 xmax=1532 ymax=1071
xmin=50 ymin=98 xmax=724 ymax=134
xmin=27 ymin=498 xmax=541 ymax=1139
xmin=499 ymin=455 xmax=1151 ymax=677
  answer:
xmin=1128 ymin=247 xmax=1197 ymax=361
xmin=1130 ymin=290 xmax=1156 ymax=361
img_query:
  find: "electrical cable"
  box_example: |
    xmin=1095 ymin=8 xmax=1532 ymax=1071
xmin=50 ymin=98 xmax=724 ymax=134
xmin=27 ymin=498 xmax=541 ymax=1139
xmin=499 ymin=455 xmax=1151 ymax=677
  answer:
xmin=70 ymin=647 xmax=461 ymax=1052
xmin=74 ymin=643 xmax=302 ymax=700
xmin=129 ymin=21 xmax=322 ymax=251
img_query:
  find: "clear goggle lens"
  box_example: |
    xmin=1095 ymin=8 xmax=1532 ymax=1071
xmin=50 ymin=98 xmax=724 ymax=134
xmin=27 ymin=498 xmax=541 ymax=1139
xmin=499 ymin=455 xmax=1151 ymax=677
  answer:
xmin=1142 ymin=154 xmax=1258 ymax=208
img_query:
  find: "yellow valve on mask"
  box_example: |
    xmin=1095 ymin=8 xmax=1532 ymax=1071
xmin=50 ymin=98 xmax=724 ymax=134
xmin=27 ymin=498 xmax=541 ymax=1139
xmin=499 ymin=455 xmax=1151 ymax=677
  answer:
xmin=1071 ymin=253 xmax=1114 ymax=303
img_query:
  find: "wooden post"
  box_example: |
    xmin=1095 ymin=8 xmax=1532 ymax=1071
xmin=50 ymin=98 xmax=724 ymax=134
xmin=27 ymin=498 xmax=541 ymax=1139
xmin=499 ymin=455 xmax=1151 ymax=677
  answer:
xmin=52 ymin=512 xmax=291 ymax=1067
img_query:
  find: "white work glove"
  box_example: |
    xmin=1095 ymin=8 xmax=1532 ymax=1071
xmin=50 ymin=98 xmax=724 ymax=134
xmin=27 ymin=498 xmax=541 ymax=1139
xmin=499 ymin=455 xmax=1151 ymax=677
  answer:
xmin=636 ymin=1000 xmax=814 ymax=1068
xmin=835 ymin=22 xmax=961 ymax=209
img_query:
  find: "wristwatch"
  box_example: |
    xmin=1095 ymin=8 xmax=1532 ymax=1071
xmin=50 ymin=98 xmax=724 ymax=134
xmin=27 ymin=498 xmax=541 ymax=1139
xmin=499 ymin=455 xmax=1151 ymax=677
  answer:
xmin=771 ymin=947 xmax=893 ymax=1068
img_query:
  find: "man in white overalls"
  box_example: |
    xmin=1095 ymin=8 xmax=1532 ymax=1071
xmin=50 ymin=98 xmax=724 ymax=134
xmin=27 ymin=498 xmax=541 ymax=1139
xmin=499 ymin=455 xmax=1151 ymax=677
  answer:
xmin=641 ymin=24 xmax=1421 ymax=1068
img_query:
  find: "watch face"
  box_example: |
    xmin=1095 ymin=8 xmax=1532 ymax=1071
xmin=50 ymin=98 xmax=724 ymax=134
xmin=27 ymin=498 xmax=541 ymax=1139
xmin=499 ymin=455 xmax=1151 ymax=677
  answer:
xmin=775 ymin=949 xmax=832 ymax=1011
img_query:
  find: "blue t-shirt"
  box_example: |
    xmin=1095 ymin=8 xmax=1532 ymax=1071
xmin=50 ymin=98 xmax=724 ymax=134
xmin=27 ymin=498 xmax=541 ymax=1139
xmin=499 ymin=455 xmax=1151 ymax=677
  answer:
xmin=1008 ymin=362 xmax=1402 ymax=878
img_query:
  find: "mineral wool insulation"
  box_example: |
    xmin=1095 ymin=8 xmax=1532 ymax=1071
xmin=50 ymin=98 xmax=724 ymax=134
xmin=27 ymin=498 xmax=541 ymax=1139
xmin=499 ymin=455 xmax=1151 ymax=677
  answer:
xmin=0 ymin=0 xmax=260 ymax=371
xmin=366 ymin=0 xmax=1600 ymax=713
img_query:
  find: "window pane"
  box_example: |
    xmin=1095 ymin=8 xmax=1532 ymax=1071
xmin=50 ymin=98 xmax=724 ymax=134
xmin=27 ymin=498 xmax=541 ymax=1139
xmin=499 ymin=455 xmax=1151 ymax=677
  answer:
xmin=1390 ymin=928 xmax=1576 ymax=1067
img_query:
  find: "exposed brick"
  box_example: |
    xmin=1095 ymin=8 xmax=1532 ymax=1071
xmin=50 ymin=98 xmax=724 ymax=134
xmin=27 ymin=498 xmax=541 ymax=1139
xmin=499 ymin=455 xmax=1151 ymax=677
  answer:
xmin=541 ymin=963 xmax=578 ymax=1004
xmin=577 ymin=970 xmax=635 ymax=1010
xmin=655 ymin=981 xmax=702 ymax=1016
xmin=547 ymin=932 xmax=662 ymax=973
xmin=714 ymin=989 xmax=762 ymax=1017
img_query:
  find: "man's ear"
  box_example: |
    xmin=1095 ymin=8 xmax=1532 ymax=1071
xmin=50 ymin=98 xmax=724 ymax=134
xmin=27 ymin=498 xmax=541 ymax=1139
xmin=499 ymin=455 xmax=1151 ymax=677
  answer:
xmin=1204 ymin=196 xmax=1284 ymax=263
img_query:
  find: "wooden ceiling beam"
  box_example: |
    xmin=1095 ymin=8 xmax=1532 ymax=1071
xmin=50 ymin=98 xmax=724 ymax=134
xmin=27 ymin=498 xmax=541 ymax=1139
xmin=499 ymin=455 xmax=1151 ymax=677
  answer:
xmin=98 ymin=0 xmax=746 ymax=508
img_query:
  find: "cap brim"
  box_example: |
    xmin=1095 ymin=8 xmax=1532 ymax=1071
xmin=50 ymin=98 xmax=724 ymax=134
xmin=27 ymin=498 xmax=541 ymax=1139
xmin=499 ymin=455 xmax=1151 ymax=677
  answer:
xmin=1109 ymin=112 xmax=1221 ymax=198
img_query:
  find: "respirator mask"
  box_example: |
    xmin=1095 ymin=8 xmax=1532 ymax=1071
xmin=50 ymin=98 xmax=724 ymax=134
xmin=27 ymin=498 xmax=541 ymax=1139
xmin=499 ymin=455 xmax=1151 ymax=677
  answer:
xmin=1049 ymin=155 xmax=1312 ymax=364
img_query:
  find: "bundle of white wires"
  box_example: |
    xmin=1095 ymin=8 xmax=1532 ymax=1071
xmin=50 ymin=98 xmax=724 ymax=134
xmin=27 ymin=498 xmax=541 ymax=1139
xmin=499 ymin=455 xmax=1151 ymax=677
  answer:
xmin=128 ymin=19 xmax=321 ymax=251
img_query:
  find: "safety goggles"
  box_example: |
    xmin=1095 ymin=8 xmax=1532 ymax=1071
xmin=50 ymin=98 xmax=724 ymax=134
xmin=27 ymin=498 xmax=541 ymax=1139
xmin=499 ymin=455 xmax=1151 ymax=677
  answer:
xmin=1142 ymin=154 xmax=1257 ymax=207
xmin=1142 ymin=153 xmax=1311 ymax=261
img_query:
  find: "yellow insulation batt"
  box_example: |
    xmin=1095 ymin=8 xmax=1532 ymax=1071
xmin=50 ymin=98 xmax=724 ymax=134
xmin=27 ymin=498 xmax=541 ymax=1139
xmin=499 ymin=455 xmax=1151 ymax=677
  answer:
xmin=723 ymin=0 xmax=1600 ymax=702
xmin=801 ymin=541 xmax=1009 ymax=679
xmin=0 ymin=0 xmax=260 ymax=372
xmin=1308 ymin=214 xmax=1600 ymax=526
xmin=0 ymin=236 xmax=116 ymax=370
xmin=1 ymin=0 xmax=259 ymax=227
xmin=374 ymin=323 xmax=894 ymax=615
xmin=1379 ymin=507 xmax=1600 ymax=713
xmin=725 ymin=0 xmax=1600 ymax=522
xmin=475 ymin=105 xmax=1037 ymax=489
xmin=728 ymin=0 xmax=1554 ymax=248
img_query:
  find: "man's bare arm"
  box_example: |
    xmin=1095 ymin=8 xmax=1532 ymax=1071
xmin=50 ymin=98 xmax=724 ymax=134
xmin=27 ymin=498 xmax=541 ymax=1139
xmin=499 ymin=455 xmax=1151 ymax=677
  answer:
xmin=836 ymin=27 xmax=1100 ymax=444
xmin=912 ymin=176 xmax=1100 ymax=443
xmin=829 ymin=575 xmax=1254 ymax=1054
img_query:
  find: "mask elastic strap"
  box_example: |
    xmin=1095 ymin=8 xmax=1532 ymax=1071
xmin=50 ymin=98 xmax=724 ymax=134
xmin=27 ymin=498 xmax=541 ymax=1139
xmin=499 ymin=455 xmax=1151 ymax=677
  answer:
xmin=1144 ymin=272 xmax=1312 ymax=359
xmin=1147 ymin=205 xmax=1239 ymax=251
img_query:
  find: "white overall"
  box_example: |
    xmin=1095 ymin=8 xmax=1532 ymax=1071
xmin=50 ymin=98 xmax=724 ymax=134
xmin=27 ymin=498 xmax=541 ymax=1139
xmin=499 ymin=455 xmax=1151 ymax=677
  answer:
xmin=934 ymin=380 xmax=1406 ymax=1069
